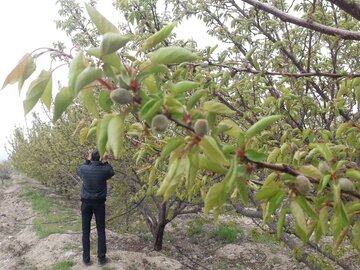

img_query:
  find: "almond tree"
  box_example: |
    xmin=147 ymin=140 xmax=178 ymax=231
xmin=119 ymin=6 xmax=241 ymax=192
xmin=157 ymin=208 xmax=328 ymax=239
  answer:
xmin=2 ymin=0 xmax=360 ymax=265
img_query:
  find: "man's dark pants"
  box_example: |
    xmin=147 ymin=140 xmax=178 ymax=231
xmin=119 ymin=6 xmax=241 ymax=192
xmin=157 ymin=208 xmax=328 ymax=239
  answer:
xmin=81 ymin=200 xmax=106 ymax=262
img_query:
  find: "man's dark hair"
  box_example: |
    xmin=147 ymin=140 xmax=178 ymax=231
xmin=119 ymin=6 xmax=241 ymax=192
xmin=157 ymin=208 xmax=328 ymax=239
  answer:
xmin=91 ymin=150 xmax=100 ymax=161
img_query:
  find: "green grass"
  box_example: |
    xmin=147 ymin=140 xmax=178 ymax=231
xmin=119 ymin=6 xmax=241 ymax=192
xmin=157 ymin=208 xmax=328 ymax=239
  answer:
xmin=50 ymin=260 xmax=74 ymax=270
xmin=21 ymin=187 xmax=81 ymax=238
xmin=210 ymin=224 xmax=240 ymax=243
xmin=248 ymin=228 xmax=276 ymax=244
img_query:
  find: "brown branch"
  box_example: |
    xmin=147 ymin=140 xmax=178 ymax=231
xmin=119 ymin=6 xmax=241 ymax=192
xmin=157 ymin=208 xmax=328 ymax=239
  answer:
xmin=214 ymin=93 xmax=255 ymax=124
xmin=326 ymin=0 xmax=360 ymax=21
xmin=253 ymin=160 xmax=360 ymax=199
xmin=205 ymin=62 xmax=360 ymax=79
xmin=239 ymin=0 xmax=360 ymax=40
xmin=167 ymin=114 xmax=195 ymax=133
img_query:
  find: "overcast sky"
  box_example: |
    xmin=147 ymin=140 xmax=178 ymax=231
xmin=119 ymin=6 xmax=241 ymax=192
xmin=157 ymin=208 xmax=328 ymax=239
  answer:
xmin=0 ymin=1 xmax=219 ymax=161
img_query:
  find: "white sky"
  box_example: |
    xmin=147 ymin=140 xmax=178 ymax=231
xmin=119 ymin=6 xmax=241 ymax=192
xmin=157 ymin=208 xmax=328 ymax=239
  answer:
xmin=0 ymin=1 xmax=220 ymax=161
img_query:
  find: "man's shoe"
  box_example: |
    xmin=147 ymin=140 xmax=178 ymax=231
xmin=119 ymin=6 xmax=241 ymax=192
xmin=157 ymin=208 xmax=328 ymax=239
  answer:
xmin=83 ymin=259 xmax=92 ymax=266
xmin=98 ymin=257 xmax=108 ymax=266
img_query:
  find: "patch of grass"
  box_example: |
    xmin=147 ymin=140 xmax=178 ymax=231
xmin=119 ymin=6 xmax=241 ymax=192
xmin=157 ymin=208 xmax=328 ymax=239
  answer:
xmin=210 ymin=224 xmax=240 ymax=243
xmin=102 ymin=267 xmax=117 ymax=270
xmin=21 ymin=187 xmax=81 ymax=238
xmin=50 ymin=260 xmax=74 ymax=270
xmin=187 ymin=217 xmax=205 ymax=236
xmin=248 ymin=228 xmax=276 ymax=244
xmin=63 ymin=242 xmax=82 ymax=251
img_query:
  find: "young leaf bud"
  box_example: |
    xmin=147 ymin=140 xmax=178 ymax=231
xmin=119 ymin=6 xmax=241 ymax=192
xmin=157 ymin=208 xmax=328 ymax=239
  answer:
xmin=338 ymin=178 xmax=354 ymax=192
xmin=110 ymin=88 xmax=133 ymax=105
xmin=151 ymin=114 xmax=169 ymax=133
xmin=295 ymin=175 xmax=312 ymax=195
xmin=194 ymin=119 xmax=209 ymax=136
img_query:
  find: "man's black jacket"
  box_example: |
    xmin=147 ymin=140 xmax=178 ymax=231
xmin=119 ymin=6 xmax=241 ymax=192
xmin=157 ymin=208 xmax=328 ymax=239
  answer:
xmin=77 ymin=160 xmax=115 ymax=202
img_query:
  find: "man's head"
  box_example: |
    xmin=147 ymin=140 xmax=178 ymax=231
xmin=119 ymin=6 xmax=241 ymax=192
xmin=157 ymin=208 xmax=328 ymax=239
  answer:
xmin=90 ymin=150 xmax=100 ymax=161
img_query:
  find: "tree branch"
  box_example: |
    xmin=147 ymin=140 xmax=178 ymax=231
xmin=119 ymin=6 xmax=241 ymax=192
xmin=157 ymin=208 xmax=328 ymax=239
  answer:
xmin=326 ymin=0 xmax=360 ymax=21
xmin=204 ymin=62 xmax=360 ymax=78
xmin=252 ymin=160 xmax=360 ymax=200
xmin=239 ymin=0 xmax=360 ymax=40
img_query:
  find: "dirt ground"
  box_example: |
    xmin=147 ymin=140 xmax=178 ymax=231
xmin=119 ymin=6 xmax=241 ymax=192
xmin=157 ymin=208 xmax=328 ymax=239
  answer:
xmin=0 ymin=175 xmax=342 ymax=270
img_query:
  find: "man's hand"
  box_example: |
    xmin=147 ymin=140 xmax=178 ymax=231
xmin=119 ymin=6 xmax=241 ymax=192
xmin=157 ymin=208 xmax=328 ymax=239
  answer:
xmin=102 ymin=153 xmax=109 ymax=163
xmin=86 ymin=150 xmax=92 ymax=161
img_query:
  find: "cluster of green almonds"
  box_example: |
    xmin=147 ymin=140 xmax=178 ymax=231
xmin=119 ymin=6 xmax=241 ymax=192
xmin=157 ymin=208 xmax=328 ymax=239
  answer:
xmin=110 ymin=87 xmax=211 ymax=136
xmin=150 ymin=117 xmax=210 ymax=135
xmin=295 ymin=174 xmax=355 ymax=195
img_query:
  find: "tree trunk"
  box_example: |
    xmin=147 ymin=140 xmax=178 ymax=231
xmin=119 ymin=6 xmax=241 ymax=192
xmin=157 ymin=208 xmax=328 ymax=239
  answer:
xmin=153 ymin=222 xmax=166 ymax=251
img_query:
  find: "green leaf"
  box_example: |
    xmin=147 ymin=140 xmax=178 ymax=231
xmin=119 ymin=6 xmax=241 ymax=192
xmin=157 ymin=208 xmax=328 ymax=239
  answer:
xmin=204 ymin=182 xmax=227 ymax=215
xmin=142 ymin=75 xmax=158 ymax=94
xmin=236 ymin=176 xmax=249 ymax=206
xmin=199 ymin=135 xmax=229 ymax=166
xmin=2 ymin=53 xmax=36 ymax=91
xmin=107 ymin=114 xmax=125 ymax=159
xmin=171 ymin=81 xmax=200 ymax=95
xmin=79 ymin=127 xmax=89 ymax=145
xmin=255 ymin=181 xmax=282 ymax=201
xmin=164 ymin=94 xmax=185 ymax=114
xmin=87 ymin=47 xmax=101 ymax=58
xmin=245 ymin=115 xmax=282 ymax=139
xmin=335 ymin=122 xmax=351 ymax=138
xmin=277 ymin=208 xmax=287 ymax=240
xmin=267 ymin=148 xmax=280 ymax=163
xmin=148 ymin=46 xmax=198 ymax=65
xmin=140 ymin=98 xmax=162 ymax=122
xmin=85 ymin=3 xmax=119 ymax=34
xmin=316 ymin=143 xmax=333 ymax=161
xmin=185 ymin=146 xmax=199 ymax=196
xmin=346 ymin=169 xmax=360 ymax=181
xmin=96 ymin=114 xmax=113 ymax=157
xmin=268 ymin=191 xmax=286 ymax=217
xmin=224 ymin=158 xmax=238 ymax=193
xmin=355 ymin=86 xmax=360 ymax=104
xmin=74 ymin=67 xmax=103 ymax=94
xmin=319 ymin=206 xmax=328 ymax=235
xmin=99 ymin=90 xmax=113 ymax=112
xmin=23 ymin=70 xmax=52 ymax=114
xmin=53 ymin=87 xmax=74 ymax=122
xmin=40 ymin=72 xmax=52 ymax=110
xmin=157 ymin=157 xmax=186 ymax=201
xmin=187 ymin=89 xmax=207 ymax=109
xmin=217 ymin=119 xmax=243 ymax=138
xmin=100 ymin=33 xmax=133 ymax=56
xmin=68 ymin=52 xmax=88 ymax=95
xmin=290 ymin=200 xmax=307 ymax=236
xmin=318 ymin=174 xmax=331 ymax=194
xmin=79 ymin=88 xmax=98 ymax=117
xmin=160 ymin=137 xmax=184 ymax=159
xmin=199 ymin=155 xmax=227 ymax=174
xmin=203 ymin=101 xmax=236 ymax=115
xmin=299 ymin=165 xmax=322 ymax=180
xmin=352 ymin=222 xmax=360 ymax=251
xmin=245 ymin=149 xmax=268 ymax=162
xmin=345 ymin=201 xmax=360 ymax=216
xmin=143 ymin=22 xmax=177 ymax=51
xmin=103 ymin=53 xmax=122 ymax=70
xmin=157 ymin=157 xmax=179 ymax=196
xmin=296 ymin=196 xmax=318 ymax=220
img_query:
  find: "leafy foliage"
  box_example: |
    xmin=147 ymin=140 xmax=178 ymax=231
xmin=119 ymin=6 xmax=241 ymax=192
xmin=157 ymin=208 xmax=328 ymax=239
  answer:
xmin=3 ymin=0 xmax=360 ymax=257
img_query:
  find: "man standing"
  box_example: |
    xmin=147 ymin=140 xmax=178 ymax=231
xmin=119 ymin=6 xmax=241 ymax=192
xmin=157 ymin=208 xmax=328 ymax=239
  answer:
xmin=77 ymin=150 xmax=115 ymax=266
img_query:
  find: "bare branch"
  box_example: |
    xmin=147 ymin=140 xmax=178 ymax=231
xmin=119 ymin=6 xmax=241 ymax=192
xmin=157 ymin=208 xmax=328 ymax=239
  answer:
xmin=237 ymin=0 xmax=360 ymax=40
